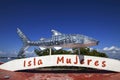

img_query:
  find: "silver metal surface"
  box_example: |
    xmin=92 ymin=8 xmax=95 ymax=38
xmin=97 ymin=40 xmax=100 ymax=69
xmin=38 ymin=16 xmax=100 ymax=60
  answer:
xmin=17 ymin=28 xmax=99 ymax=58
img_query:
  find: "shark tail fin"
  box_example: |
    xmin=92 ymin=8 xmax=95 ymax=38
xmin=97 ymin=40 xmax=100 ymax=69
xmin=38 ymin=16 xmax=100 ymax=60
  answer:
xmin=17 ymin=28 xmax=30 ymax=44
xmin=17 ymin=28 xmax=30 ymax=58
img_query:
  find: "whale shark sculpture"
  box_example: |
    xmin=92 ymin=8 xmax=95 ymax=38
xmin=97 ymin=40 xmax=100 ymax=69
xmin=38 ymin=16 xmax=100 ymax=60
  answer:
xmin=17 ymin=28 xmax=99 ymax=58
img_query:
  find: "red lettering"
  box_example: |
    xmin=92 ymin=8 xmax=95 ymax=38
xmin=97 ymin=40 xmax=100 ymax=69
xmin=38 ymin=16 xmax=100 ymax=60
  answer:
xmin=80 ymin=59 xmax=84 ymax=64
xmin=38 ymin=59 xmax=43 ymax=65
xmin=34 ymin=58 xmax=36 ymax=66
xmin=28 ymin=61 xmax=31 ymax=66
xmin=74 ymin=56 xmax=78 ymax=64
xmin=87 ymin=59 xmax=92 ymax=65
xmin=23 ymin=60 xmax=26 ymax=67
xmin=23 ymin=58 xmax=43 ymax=67
xmin=57 ymin=56 xmax=64 ymax=64
xmin=102 ymin=61 xmax=106 ymax=67
xmin=66 ymin=58 xmax=71 ymax=64
xmin=94 ymin=60 xmax=99 ymax=66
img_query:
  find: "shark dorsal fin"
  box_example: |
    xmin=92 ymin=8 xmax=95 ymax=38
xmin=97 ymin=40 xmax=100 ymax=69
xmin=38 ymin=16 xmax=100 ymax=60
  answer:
xmin=51 ymin=29 xmax=62 ymax=36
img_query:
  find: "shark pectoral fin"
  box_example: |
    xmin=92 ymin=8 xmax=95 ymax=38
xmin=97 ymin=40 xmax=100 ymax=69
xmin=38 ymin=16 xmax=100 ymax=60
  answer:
xmin=54 ymin=47 xmax=62 ymax=50
xmin=39 ymin=47 xmax=46 ymax=50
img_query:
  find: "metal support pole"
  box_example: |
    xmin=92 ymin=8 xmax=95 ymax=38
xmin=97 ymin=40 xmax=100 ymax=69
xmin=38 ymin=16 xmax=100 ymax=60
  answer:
xmin=49 ymin=48 xmax=52 ymax=55
xmin=78 ymin=48 xmax=80 ymax=55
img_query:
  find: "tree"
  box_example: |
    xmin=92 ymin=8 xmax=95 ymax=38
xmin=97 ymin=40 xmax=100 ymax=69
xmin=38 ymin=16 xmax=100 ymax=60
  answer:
xmin=34 ymin=48 xmax=49 ymax=56
xmin=99 ymin=52 xmax=108 ymax=57
xmin=34 ymin=47 xmax=108 ymax=58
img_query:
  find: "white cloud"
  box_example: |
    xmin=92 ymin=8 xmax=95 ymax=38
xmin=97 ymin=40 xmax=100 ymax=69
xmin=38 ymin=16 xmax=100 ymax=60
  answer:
xmin=0 ymin=50 xmax=37 ymax=57
xmin=102 ymin=46 xmax=120 ymax=60
xmin=103 ymin=47 xmax=109 ymax=51
xmin=0 ymin=50 xmax=6 ymax=56
xmin=103 ymin=46 xmax=120 ymax=51
xmin=25 ymin=50 xmax=37 ymax=57
xmin=0 ymin=50 xmax=17 ymax=57
xmin=0 ymin=51 xmax=3 ymax=54
xmin=89 ymin=48 xmax=94 ymax=51
xmin=25 ymin=50 xmax=34 ymax=54
xmin=67 ymin=49 xmax=73 ymax=53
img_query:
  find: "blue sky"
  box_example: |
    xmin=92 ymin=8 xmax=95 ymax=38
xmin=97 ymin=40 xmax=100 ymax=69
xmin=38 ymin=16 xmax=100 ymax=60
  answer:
xmin=0 ymin=0 xmax=120 ymax=59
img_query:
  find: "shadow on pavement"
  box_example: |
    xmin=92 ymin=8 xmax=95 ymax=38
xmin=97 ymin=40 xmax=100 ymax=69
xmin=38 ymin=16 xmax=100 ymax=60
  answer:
xmin=17 ymin=69 xmax=117 ymax=73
